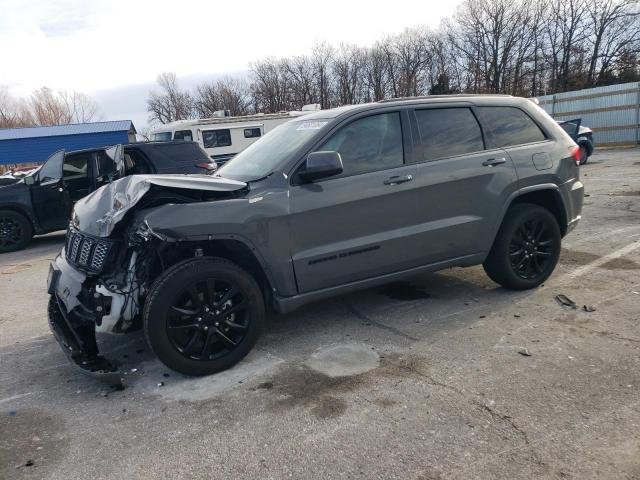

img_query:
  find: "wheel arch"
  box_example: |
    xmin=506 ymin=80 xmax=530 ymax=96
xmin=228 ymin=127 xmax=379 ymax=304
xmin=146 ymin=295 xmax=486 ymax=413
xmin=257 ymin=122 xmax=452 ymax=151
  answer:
xmin=153 ymin=237 xmax=277 ymax=310
xmin=505 ymin=186 xmax=569 ymax=236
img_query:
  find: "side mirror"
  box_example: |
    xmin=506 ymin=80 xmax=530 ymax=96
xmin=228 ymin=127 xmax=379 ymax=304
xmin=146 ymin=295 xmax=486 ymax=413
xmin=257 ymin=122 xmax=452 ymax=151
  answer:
xmin=24 ymin=175 xmax=35 ymax=186
xmin=299 ymin=151 xmax=343 ymax=182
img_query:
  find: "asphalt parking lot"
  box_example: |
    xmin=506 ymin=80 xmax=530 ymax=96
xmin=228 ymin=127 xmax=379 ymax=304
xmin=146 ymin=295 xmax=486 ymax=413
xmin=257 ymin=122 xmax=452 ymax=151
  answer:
xmin=1 ymin=148 xmax=639 ymax=480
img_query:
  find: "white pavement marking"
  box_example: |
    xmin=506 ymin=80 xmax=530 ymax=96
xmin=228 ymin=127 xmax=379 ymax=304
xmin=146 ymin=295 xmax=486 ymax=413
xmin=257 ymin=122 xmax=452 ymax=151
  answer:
xmin=567 ymin=240 xmax=640 ymax=279
xmin=0 ymin=392 xmax=34 ymax=404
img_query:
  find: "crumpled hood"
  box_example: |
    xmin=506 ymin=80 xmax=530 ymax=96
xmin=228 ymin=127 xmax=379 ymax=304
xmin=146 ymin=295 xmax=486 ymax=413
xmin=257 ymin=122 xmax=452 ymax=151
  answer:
xmin=74 ymin=174 xmax=246 ymax=237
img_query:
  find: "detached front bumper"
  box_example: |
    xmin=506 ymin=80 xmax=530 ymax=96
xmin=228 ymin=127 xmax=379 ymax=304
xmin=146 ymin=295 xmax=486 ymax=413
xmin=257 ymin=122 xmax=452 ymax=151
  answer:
xmin=47 ymin=255 xmax=121 ymax=384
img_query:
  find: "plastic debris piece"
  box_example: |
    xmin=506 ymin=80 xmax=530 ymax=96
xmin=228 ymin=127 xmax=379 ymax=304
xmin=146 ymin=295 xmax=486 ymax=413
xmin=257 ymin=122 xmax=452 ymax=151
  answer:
xmin=583 ymin=305 xmax=596 ymax=312
xmin=157 ymin=382 xmax=165 ymax=387
xmin=555 ymin=294 xmax=577 ymax=309
xmin=518 ymin=348 xmax=532 ymax=357
xmin=514 ymin=314 xmax=521 ymax=318
xmin=130 ymin=368 xmax=137 ymax=373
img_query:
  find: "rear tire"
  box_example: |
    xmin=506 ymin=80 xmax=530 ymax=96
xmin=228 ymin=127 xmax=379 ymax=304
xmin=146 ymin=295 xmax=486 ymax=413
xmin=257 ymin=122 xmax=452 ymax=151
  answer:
xmin=483 ymin=204 xmax=561 ymax=290
xmin=579 ymin=145 xmax=588 ymax=165
xmin=143 ymin=257 xmax=264 ymax=376
xmin=0 ymin=210 xmax=33 ymax=253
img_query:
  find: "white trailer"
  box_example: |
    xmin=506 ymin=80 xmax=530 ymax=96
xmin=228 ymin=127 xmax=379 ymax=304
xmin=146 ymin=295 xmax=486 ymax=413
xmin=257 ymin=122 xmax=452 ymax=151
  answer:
xmin=151 ymin=105 xmax=319 ymax=165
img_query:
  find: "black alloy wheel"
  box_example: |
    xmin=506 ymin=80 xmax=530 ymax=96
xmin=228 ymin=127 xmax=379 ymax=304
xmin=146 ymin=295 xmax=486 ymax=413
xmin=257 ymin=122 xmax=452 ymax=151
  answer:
xmin=508 ymin=217 xmax=555 ymax=280
xmin=144 ymin=257 xmax=264 ymax=376
xmin=483 ymin=204 xmax=561 ymax=290
xmin=167 ymin=277 xmax=249 ymax=361
xmin=0 ymin=210 xmax=33 ymax=253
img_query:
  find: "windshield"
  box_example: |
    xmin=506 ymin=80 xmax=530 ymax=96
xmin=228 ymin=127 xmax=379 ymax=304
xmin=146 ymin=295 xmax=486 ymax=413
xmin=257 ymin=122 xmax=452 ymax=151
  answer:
xmin=38 ymin=150 xmax=65 ymax=184
xmin=152 ymin=132 xmax=172 ymax=141
xmin=216 ymin=120 xmax=328 ymax=181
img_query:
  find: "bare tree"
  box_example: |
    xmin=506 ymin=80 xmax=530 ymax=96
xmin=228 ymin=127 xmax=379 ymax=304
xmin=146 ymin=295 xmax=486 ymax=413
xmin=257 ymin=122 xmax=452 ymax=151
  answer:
xmin=147 ymin=72 xmax=194 ymax=124
xmin=0 ymin=86 xmax=33 ymax=128
xmin=194 ymin=77 xmax=252 ymax=117
xmin=585 ymin=0 xmax=640 ymax=86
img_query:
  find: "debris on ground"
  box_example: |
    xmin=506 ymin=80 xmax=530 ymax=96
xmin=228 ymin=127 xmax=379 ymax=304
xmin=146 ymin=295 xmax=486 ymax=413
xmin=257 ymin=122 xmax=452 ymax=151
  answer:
xmin=514 ymin=314 xmax=521 ymax=318
xmin=1 ymin=264 xmax=32 ymax=275
xmin=15 ymin=459 xmax=34 ymax=469
xmin=157 ymin=382 xmax=165 ymax=387
xmin=518 ymin=348 xmax=532 ymax=357
xmin=583 ymin=305 xmax=597 ymax=312
xmin=555 ymin=294 xmax=577 ymax=309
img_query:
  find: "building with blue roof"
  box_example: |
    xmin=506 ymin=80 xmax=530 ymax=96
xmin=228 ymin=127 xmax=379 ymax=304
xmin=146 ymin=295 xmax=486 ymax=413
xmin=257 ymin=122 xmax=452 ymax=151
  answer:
xmin=0 ymin=120 xmax=137 ymax=166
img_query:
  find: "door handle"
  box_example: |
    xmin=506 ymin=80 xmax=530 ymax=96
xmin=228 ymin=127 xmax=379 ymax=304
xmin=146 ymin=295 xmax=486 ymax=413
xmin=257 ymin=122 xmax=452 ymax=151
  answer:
xmin=384 ymin=174 xmax=413 ymax=185
xmin=482 ymin=157 xmax=507 ymax=167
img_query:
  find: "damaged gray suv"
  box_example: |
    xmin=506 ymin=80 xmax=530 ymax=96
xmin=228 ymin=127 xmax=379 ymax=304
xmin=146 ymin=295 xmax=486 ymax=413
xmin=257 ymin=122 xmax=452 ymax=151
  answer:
xmin=47 ymin=95 xmax=584 ymax=377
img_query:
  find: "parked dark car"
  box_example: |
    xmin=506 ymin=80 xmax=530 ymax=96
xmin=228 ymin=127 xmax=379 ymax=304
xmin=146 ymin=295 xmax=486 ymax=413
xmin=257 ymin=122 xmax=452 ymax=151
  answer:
xmin=558 ymin=119 xmax=594 ymax=164
xmin=0 ymin=141 xmax=215 ymax=253
xmin=47 ymin=95 xmax=584 ymax=379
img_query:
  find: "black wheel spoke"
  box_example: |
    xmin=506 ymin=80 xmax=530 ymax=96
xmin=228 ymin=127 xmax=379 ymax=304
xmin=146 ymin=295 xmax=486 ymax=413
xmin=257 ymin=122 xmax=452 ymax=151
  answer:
xmin=219 ymin=300 xmax=247 ymax=318
xmin=216 ymin=286 xmax=239 ymax=307
xmin=225 ymin=319 xmax=248 ymax=330
xmin=168 ymin=323 xmax=199 ymax=330
xmin=214 ymin=328 xmax=237 ymax=347
xmin=200 ymin=329 xmax=215 ymax=358
xmin=166 ymin=275 xmax=249 ymax=363
xmin=171 ymin=306 xmax=199 ymax=316
xmin=181 ymin=330 xmax=200 ymax=354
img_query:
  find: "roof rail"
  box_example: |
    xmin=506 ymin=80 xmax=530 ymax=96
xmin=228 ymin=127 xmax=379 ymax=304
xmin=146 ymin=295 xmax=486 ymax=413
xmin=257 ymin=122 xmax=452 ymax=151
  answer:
xmin=378 ymin=94 xmax=513 ymax=103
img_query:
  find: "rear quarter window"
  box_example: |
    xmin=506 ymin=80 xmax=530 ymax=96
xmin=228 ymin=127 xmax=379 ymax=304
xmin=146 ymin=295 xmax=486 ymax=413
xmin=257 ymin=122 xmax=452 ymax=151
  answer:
xmin=479 ymin=106 xmax=546 ymax=147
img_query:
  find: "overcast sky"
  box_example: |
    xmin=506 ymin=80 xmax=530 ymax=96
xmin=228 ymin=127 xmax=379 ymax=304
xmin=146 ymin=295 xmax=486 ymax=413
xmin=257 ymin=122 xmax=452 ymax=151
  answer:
xmin=2 ymin=0 xmax=462 ymax=128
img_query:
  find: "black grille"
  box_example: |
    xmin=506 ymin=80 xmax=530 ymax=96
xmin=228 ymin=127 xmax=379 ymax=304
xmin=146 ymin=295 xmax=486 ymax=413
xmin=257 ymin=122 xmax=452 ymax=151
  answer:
xmin=65 ymin=228 xmax=114 ymax=274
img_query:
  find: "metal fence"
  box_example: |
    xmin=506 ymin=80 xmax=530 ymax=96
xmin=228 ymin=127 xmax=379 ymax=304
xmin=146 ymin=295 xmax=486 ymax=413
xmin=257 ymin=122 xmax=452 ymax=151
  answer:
xmin=536 ymin=82 xmax=640 ymax=147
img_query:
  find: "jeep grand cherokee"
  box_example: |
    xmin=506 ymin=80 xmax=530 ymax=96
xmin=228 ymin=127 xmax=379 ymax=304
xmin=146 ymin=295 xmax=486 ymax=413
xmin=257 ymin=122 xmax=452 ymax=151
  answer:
xmin=46 ymin=95 xmax=584 ymax=378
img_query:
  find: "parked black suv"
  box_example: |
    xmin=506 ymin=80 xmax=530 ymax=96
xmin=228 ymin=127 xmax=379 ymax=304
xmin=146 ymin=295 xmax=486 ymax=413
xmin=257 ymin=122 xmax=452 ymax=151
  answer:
xmin=47 ymin=95 xmax=584 ymax=379
xmin=0 ymin=141 xmax=215 ymax=252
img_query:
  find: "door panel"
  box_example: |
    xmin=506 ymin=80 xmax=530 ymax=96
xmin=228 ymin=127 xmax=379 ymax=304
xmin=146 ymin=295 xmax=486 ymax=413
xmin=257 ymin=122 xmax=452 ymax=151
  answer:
xmin=409 ymin=149 xmax=518 ymax=262
xmin=289 ymin=164 xmax=418 ymax=293
xmin=31 ymin=150 xmax=70 ymax=231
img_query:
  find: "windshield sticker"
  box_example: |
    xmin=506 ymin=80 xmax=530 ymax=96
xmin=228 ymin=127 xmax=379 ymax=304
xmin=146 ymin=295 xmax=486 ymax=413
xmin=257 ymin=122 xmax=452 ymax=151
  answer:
xmin=296 ymin=121 xmax=327 ymax=131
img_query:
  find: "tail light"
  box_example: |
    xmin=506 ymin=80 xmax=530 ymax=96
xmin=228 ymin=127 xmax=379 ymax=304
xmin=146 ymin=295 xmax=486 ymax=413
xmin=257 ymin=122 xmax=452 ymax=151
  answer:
xmin=569 ymin=145 xmax=581 ymax=166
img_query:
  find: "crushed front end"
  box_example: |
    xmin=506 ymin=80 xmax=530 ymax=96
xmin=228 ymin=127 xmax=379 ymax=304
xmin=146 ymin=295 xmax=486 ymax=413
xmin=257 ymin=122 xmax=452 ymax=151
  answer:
xmin=47 ymin=226 xmax=144 ymax=382
xmin=46 ymin=174 xmax=248 ymax=381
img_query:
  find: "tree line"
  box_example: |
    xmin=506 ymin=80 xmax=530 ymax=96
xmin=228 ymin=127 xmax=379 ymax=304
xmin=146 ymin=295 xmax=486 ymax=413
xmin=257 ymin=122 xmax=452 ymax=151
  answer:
xmin=0 ymin=86 xmax=101 ymax=129
xmin=148 ymin=0 xmax=640 ymax=125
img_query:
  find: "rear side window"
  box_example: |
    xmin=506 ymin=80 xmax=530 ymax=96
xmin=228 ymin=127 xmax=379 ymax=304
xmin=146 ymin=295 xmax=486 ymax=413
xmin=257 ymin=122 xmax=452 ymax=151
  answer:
xmin=202 ymin=129 xmax=232 ymax=148
xmin=479 ymin=107 xmax=546 ymax=147
xmin=318 ymin=112 xmax=404 ymax=177
xmin=413 ymin=108 xmax=484 ymax=162
xmin=244 ymin=128 xmax=261 ymax=138
xmin=174 ymin=130 xmax=193 ymax=141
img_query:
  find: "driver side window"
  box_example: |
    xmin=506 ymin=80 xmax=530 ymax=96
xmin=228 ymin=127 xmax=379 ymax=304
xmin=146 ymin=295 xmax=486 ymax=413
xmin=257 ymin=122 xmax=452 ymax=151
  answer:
xmin=318 ymin=112 xmax=404 ymax=178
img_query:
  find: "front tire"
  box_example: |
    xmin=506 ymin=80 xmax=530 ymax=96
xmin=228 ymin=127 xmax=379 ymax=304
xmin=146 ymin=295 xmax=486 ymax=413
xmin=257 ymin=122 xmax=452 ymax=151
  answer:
xmin=483 ymin=204 xmax=561 ymax=290
xmin=0 ymin=210 xmax=33 ymax=253
xmin=143 ymin=257 xmax=265 ymax=376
